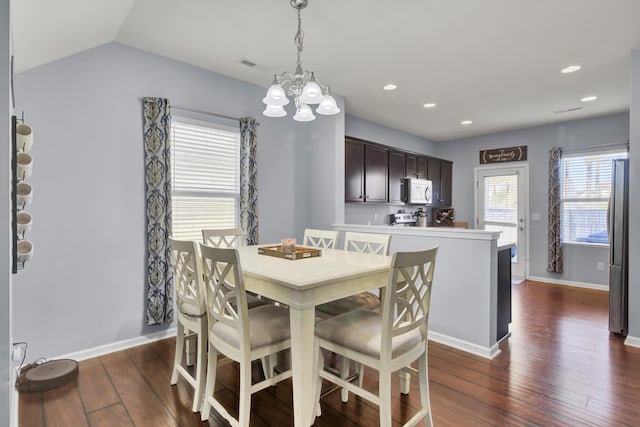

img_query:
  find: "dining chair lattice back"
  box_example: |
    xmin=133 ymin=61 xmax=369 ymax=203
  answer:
xmin=314 ymin=246 xmax=438 ymax=427
xmin=202 ymin=227 xmax=246 ymax=248
xmin=303 ymin=228 xmax=339 ymax=249
xmin=199 ymin=245 xmax=293 ymax=426
xmin=343 ymin=231 xmax=391 ymax=255
xmin=168 ymin=238 xmax=207 ymax=413
xmin=202 ymin=227 xmax=267 ymax=310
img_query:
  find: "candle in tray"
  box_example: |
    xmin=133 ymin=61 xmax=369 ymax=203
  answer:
xmin=281 ymin=238 xmax=296 ymax=252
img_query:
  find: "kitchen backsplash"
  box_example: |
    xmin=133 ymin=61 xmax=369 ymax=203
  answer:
xmin=345 ymin=203 xmax=406 ymax=225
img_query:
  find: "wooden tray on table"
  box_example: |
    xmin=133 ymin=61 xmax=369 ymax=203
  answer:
xmin=258 ymin=245 xmax=321 ymax=260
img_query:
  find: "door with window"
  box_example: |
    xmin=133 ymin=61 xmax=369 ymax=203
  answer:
xmin=476 ymin=166 xmax=527 ymax=278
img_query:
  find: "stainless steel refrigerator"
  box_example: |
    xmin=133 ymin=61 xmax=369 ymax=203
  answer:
xmin=609 ymin=158 xmax=629 ymax=335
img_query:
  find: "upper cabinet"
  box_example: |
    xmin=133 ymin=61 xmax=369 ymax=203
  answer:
xmin=388 ymin=150 xmax=406 ymax=204
xmin=345 ymin=139 xmax=365 ymax=202
xmin=364 ymin=144 xmax=389 ymax=202
xmin=417 ymin=156 xmax=428 ymax=180
xmin=345 ymin=137 xmax=388 ymax=203
xmin=345 ymin=136 xmax=452 ymax=206
xmin=427 ymin=158 xmax=441 ymax=203
xmin=440 ymin=161 xmax=453 ymax=206
xmin=406 ymin=154 xmax=417 ymax=178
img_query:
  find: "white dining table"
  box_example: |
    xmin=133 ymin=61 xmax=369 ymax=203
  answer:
xmin=236 ymin=245 xmax=391 ymax=427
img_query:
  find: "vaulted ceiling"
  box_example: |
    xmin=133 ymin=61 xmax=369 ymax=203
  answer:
xmin=12 ymin=0 xmax=640 ymax=141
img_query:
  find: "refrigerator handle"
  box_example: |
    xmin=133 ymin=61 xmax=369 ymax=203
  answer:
xmin=608 ymin=160 xmax=616 ymax=264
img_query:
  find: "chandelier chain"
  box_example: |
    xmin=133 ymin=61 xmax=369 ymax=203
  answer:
xmin=295 ymin=8 xmax=304 ymax=72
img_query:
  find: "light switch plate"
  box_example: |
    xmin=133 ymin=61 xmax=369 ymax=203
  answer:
xmin=531 ymin=212 xmax=541 ymax=221
xmin=597 ymin=262 xmax=605 ymax=271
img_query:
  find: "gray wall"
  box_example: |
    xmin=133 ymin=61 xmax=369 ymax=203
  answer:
xmin=12 ymin=42 xmax=344 ymax=360
xmin=344 ymin=115 xmax=439 ymax=225
xmin=1 ymin=0 xmax=12 ymax=423
xmin=437 ymin=112 xmax=629 ymax=286
xmin=629 ymin=51 xmax=640 ymax=339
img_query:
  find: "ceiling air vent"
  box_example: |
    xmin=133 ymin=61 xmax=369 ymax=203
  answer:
xmin=554 ymin=106 xmax=583 ymax=114
xmin=239 ymin=58 xmax=257 ymax=68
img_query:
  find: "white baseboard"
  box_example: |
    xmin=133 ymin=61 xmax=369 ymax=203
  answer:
xmin=428 ymin=330 xmax=501 ymax=359
xmin=625 ymin=335 xmax=640 ymax=348
xmin=55 ymin=327 xmax=177 ymax=362
xmin=527 ymin=275 xmax=608 ymax=291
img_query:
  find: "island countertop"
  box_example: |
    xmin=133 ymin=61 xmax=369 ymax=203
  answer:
xmin=332 ymin=223 xmax=501 ymax=240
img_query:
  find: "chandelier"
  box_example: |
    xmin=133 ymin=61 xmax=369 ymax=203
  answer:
xmin=262 ymin=0 xmax=340 ymax=122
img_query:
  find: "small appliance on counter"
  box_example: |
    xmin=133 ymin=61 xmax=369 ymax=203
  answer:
xmin=389 ymin=210 xmax=417 ymax=227
xmin=415 ymin=208 xmax=428 ymax=227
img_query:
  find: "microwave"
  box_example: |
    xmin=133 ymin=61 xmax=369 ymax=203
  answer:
xmin=405 ymin=178 xmax=433 ymax=204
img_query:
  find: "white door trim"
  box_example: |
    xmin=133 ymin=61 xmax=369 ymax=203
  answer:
xmin=474 ymin=163 xmax=530 ymax=279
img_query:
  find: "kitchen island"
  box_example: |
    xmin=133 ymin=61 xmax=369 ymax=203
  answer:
xmin=333 ymin=224 xmax=513 ymax=359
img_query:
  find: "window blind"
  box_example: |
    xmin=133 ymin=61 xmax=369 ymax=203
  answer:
xmin=561 ymin=150 xmax=627 ymax=244
xmin=170 ymin=118 xmax=240 ymax=241
xmin=483 ymin=175 xmax=518 ymax=225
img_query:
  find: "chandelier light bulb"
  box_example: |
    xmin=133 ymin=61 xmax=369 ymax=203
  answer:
xmin=300 ymin=76 xmax=323 ymax=104
xmin=263 ymin=81 xmax=289 ymax=106
xmin=316 ymin=94 xmax=340 ymax=115
xmin=293 ymin=104 xmax=316 ymax=122
xmin=263 ymin=104 xmax=287 ymax=117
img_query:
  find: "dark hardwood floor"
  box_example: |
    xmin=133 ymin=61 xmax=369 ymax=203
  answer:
xmin=19 ymin=280 xmax=640 ymax=426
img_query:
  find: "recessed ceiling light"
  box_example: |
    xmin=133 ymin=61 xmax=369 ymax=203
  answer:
xmin=423 ymin=103 xmax=436 ymax=108
xmin=561 ymin=65 xmax=582 ymax=74
xmin=383 ymin=84 xmax=397 ymax=91
xmin=581 ymin=95 xmax=597 ymax=102
xmin=461 ymin=120 xmax=473 ymax=125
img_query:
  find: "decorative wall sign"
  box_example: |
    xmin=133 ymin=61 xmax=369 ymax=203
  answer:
xmin=480 ymin=145 xmax=527 ymax=164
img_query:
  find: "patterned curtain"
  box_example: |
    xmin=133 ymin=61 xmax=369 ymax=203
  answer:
xmin=547 ymin=147 xmax=563 ymax=273
xmin=143 ymin=97 xmax=174 ymax=325
xmin=239 ymin=117 xmax=259 ymax=245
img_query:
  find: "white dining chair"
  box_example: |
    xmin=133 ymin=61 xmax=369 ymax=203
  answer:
xmin=168 ymin=238 xmax=207 ymax=413
xmin=202 ymin=227 xmax=266 ymax=309
xmin=199 ymin=245 xmax=293 ymax=426
xmin=315 ymin=231 xmax=391 ymax=401
xmin=313 ymin=246 xmax=438 ymax=427
xmin=317 ymin=232 xmax=391 ymax=316
xmin=202 ymin=227 xmax=246 ymax=248
xmin=303 ymin=228 xmax=339 ymax=249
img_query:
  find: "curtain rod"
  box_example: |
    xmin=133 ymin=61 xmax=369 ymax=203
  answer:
xmin=562 ymin=139 xmax=629 ymax=155
xmin=170 ymin=104 xmax=241 ymax=122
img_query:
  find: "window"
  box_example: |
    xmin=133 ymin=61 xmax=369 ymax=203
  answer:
xmin=170 ymin=117 xmax=240 ymax=241
xmin=560 ymin=149 xmax=627 ymax=244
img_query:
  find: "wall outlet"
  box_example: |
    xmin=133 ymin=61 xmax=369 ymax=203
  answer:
xmin=596 ymin=262 xmax=605 ymax=271
xmin=531 ymin=212 xmax=541 ymax=221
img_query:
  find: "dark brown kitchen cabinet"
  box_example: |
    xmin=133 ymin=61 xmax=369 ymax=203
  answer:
xmin=364 ymin=145 xmax=388 ymax=202
xmin=345 ymin=139 xmax=364 ymax=202
xmin=440 ymin=161 xmax=453 ymax=206
xmin=345 ymin=135 xmax=453 ymax=205
xmin=345 ymin=138 xmax=388 ymax=203
xmin=427 ymin=158 xmax=441 ymax=204
xmin=417 ymin=156 xmax=428 ymax=179
xmin=388 ymin=150 xmax=406 ymax=204
xmin=406 ymin=154 xmax=417 ymax=178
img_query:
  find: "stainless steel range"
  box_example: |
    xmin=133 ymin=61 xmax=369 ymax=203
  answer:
xmin=389 ymin=211 xmax=417 ymax=227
